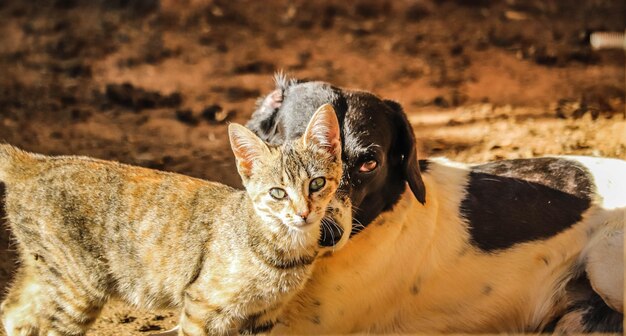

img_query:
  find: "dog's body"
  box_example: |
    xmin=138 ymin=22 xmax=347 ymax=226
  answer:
xmin=271 ymin=156 xmax=624 ymax=333
xmin=246 ymin=76 xmax=624 ymax=333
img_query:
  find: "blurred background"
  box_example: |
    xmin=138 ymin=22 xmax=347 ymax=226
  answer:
xmin=0 ymin=0 xmax=624 ymax=334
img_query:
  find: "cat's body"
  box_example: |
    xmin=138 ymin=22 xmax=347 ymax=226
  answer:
xmin=0 ymin=104 xmax=348 ymax=336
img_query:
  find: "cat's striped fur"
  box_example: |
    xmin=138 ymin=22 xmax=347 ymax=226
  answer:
xmin=0 ymin=104 xmax=350 ymax=336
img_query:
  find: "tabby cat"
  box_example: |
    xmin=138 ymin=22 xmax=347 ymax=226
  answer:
xmin=0 ymin=104 xmax=350 ymax=336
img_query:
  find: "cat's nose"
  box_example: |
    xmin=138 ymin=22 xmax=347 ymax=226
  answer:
xmin=297 ymin=210 xmax=310 ymax=220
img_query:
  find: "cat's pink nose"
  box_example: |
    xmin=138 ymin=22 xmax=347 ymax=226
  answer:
xmin=297 ymin=210 xmax=310 ymax=220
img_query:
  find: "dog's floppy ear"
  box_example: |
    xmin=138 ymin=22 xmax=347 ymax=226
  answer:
xmin=246 ymin=73 xmax=299 ymax=143
xmin=385 ymin=99 xmax=426 ymax=204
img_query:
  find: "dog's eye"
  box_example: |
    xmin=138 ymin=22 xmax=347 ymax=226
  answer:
xmin=359 ymin=160 xmax=378 ymax=173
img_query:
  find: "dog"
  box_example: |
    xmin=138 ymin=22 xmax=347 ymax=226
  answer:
xmin=242 ymin=75 xmax=624 ymax=333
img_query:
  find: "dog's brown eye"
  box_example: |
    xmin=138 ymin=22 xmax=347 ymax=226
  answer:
xmin=359 ymin=160 xmax=378 ymax=173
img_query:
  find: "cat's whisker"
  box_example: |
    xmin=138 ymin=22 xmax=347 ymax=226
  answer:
xmin=324 ymin=223 xmax=335 ymax=252
xmin=351 ymin=217 xmax=366 ymax=235
xmin=323 ymin=219 xmax=336 ymax=248
xmin=320 ymin=219 xmax=331 ymax=237
xmin=350 ymin=204 xmax=364 ymax=215
xmin=352 ymin=217 xmax=366 ymax=229
xmin=320 ymin=220 xmax=330 ymax=244
xmin=320 ymin=217 xmax=340 ymax=252
xmin=347 ymin=203 xmax=365 ymax=224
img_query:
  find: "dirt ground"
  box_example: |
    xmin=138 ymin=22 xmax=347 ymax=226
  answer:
xmin=0 ymin=0 xmax=624 ymax=334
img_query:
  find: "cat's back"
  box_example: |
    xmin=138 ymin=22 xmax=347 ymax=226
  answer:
xmin=0 ymin=143 xmax=161 ymax=186
xmin=0 ymin=144 xmax=43 ymax=182
xmin=0 ymin=144 xmax=230 ymax=192
xmin=0 ymin=144 xmax=238 ymax=233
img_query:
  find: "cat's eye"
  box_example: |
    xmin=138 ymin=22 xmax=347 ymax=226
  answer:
xmin=269 ymin=188 xmax=287 ymax=200
xmin=359 ymin=160 xmax=378 ymax=173
xmin=309 ymin=177 xmax=326 ymax=192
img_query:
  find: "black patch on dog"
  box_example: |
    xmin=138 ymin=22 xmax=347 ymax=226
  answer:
xmin=461 ymin=157 xmax=593 ymax=251
xmin=580 ymin=291 xmax=624 ymax=333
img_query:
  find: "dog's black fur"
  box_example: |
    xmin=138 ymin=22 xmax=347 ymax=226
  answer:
xmin=462 ymin=158 xmax=594 ymax=251
xmin=246 ymin=76 xmax=622 ymax=333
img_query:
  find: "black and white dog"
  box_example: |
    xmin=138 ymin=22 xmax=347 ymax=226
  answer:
xmin=244 ymin=75 xmax=624 ymax=334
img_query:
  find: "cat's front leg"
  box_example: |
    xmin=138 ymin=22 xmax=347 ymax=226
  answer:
xmin=1 ymin=263 xmax=42 ymax=336
xmin=179 ymin=290 xmax=239 ymax=336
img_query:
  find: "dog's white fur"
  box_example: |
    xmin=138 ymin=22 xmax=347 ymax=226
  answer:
xmin=269 ymin=156 xmax=625 ymax=334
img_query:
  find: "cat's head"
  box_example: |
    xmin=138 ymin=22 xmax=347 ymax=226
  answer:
xmin=229 ymin=104 xmax=343 ymax=233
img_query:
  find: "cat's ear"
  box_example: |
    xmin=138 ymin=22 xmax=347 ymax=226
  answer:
xmin=229 ymin=123 xmax=269 ymax=178
xmin=303 ymin=104 xmax=341 ymax=159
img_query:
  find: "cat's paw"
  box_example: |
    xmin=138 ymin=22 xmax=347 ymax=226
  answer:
xmin=1 ymin=301 xmax=40 ymax=336
xmin=1 ymin=278 xmax=43 ymax=336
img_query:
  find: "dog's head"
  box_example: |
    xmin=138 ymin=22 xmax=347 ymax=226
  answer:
xmin=247 ymin=75 xmax=426 ymax=244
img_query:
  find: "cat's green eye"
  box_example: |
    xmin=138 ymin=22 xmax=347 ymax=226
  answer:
xmin=309 ymin=177 xmax=326 ymax=192
xmin=269 ymin=188 xmax=287 ymax=200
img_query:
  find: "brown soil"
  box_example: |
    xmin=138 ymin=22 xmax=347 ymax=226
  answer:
xmin=0 ymin=0 xmax=624 ymax=335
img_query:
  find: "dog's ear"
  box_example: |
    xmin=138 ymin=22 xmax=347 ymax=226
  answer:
xmin=385 ymin=99 xmax=426 ymax=204
xmin=246 ymin=89 xmax=281 ymax=141
xmin=246 ymin=73 xmax=298 ymax=142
